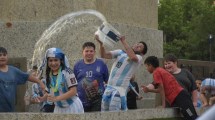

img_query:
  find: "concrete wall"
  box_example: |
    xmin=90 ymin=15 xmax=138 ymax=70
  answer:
xmin=0 ymin=21 xmax=162 ymax=66
xmin=0 ymin=21 xmax=163 ymax=110
xmin=96 ymin=0 xmax=158 ymax=29
xmin=0 ymin=0 xmax=161 ymax=111
xmin=0 ymin=0 xmax=158 ymax=29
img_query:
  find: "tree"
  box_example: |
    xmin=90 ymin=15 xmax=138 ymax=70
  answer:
xmin=159 ymin=0 xmax=215 ymax=61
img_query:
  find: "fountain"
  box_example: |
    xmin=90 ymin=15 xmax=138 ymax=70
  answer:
xmin=31 ymin=9 xmax=124 ymax=75
xmin=0 ymin=1 xmax=172 ymax=119
xmin=32 ymin=10 xmax=109 ymax=69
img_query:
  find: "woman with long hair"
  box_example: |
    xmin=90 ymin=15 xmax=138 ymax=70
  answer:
xmin=39 ymin=48 xmax=84 ymax=113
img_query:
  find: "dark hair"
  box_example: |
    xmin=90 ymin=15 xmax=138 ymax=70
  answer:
xmin=82 ymin=42 xmax=95 ymax=50
xmin=139 ymin=41 xmax=147 ymax=55
xmin=32 ymin=65 xmax=38 ymax=70
xmin=144 ymin=56 xmax=159 ymax=68
xmin=46 ymin=65 xmax=51 ymax=88
xmin=45 ymin=57 xmax=65 ymax=88
xmin=164 ymin=53 xmax=178 ymax=62
xmin=0 ymin=47 xmax=7 ymax=54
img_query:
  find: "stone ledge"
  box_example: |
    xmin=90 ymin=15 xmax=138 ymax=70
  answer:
xmin=0 ymin=108 xmax=182 ymax=120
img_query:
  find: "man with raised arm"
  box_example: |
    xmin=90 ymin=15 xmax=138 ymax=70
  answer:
xmin=95 ymin=35 xmax=147 ymax=111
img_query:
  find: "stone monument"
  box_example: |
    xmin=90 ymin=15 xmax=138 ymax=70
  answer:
xmin=0 ymin=0 xmax=162 ymax=112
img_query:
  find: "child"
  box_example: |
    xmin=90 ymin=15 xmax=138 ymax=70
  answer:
xmin=0 ymin=47 xmax=45 ymax=112
xmin=142 ymin=56 xmax=197 ymax=120
xmin=163 ymin=53 xmax=198 ymax=107
xmin=39 ymin=48 xmax=84 ymax=113
xmin=200 ymin=78 xmax=215 ymax=107
xmin=73 ymin=42 xmax=109 ymax=112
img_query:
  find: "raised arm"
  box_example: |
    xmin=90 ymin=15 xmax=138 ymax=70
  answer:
xmin=95 ymin=35 xmax=112 ymax=59
xmin=120 ymin=36 xmax=139 ymax=62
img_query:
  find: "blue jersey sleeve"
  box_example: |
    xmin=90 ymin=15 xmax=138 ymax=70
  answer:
xmin=102 ymin=60 xmax=109 ymax=83
xmin=10 ymin=66 xmax=29 ymax=84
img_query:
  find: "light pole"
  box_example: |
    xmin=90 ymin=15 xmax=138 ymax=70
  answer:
xmin=209 ymin=34 xmax=213 ymax=61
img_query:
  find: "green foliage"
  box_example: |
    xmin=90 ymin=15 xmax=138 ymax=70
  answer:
xmin=159 ymin=0 xmax=215 ymax=60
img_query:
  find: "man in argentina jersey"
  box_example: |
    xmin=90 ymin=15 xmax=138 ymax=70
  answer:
xmin=201 ymin=78 xmax=215 ymax=107
xmin=95 ymin=35 xmax=148 ymax=111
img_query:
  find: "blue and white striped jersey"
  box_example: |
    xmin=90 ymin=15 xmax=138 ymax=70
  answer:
xmin=49 ymin=68 xmax=78 ymax=108
xmin=201 ymin=78 xmax=215 ymax=95
xmin=107 ymin=49 xmax=142 ymax=89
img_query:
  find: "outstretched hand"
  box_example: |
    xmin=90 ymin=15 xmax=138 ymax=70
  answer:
xmin=47 ymin=94 xmax=58 ymax=102
xmin=141 ymin=85 xmax=149 ymax=93
xmin=137 ymin=96 xmax=143 ymax=100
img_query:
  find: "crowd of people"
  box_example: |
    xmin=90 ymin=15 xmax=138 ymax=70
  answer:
xmin=1 ymin=33 xmax=214 ymax=119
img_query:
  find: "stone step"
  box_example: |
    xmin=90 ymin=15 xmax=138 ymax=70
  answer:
xmin=137 ymin=98 xmax=156 ymax=108
xmin=0 ymin=108 xmax=182 ymax=120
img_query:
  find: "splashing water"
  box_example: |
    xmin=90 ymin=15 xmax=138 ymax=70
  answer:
xmin=31 ymin=9 xmax=107 ymax=69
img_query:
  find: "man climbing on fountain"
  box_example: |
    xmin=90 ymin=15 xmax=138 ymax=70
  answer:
xmin=95 ymin=34 xmax=147 ymax=111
